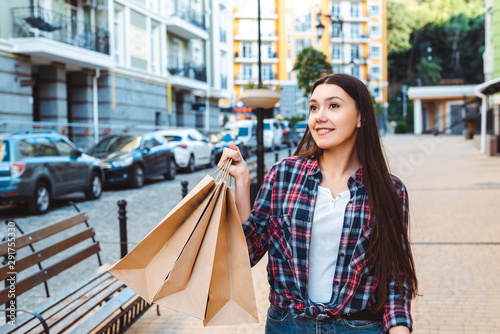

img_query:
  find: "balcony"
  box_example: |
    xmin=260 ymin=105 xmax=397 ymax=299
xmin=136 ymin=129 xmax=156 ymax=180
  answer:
xmin=167 ymin=3 xmax=208 ymax=40
xmin=167 ymin=56 xmax=207 ymax=82
xmin=234 ymin=51 xmax=278 ymax=64
xmin=10 ymin=6 xmax=112 ymax=68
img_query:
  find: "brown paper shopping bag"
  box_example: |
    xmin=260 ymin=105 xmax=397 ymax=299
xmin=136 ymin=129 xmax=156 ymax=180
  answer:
xmin=152 ymin=181 xmax=226 ymax=319
xmin=107 ymin=174 xmax=216 ymax=303
xmin=204 ymin=186 xmax=259 ymax=326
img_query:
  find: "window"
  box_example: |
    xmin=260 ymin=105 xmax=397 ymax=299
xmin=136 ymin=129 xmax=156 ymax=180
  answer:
xmin=150 ymin=23 xmax=161 ymax=74
xmin=331 ymin=2 xmax=340 ymax=18
xmin=370 ymin=24 xmax=381 ymax=39
xmin=332 ymin=65 xmax=342 ymax=74
xmin=370 ymin=4 xmax=380 ymax=16
xmin=331 ymin=44 xmax=342 ymax=60
xmin=242 ymin=42 xmax=253 ymax=58
xmin=262 ymin=64 xmax=273 ymax=80
xmin=372 ymin=87 xmax=381 ymax=100
xmin=295 ymin=38 xmax=312 ymax=57
xmin=294 ymin=0 xmax=312 ymax=33
xmin=351 ymin=65 xmax=360 ymax=79
xmin=331 ymin=22 xmax=342 ymax=38
xmin=370 ymin=66 xmax=381 ymax=79
xmin=370 ymin=45 xmax=381 ymax=58
xmin=242 ymin=64 xmax=252 ymax=80
xmin=36 ymin=138 xmax=58 ymax=156
xmin=114 ymin=7 xmax=125 ymax=66
xmin=351 ymin=44 xmax=360 ymax=60
xmin=350 ymin=3 xmax=360 ymax=18
xmin=53 ymin=139 xmax=75 ymax=156
xmin=351 ymin=23 xmax=361 ymax=38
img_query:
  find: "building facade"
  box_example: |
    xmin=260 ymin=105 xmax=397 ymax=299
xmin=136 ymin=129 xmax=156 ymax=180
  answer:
xmin=0 ymin=0 xmax=233 ymax=150
xmin=232 ymin=0 xmax=388 ymax=119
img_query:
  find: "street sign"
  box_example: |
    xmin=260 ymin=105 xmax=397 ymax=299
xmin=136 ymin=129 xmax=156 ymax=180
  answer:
xmin=20 ymin=79 xmax=35 ymax=87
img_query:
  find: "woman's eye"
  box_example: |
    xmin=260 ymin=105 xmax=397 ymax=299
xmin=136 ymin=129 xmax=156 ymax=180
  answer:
xmin=309 ymin=105 xmax=317 ymax=111
xmin=329 ymin=103 xmax=339 ymax=109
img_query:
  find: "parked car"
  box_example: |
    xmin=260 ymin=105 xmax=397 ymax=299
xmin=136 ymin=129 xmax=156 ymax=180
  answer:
xmin=263 ymin=119 xmax=283 ymax=151
xmin=155 ymin=128 xmax=215 ymax=173
xmin=0 ymin=130 xmax=103 ymax=215
xmin=89 ymin=132 xmax=176 ymax=188
xmin=224 ymin=120 xmax=257 ymax=156
xmin=295 ymin=120 xmax=308 ymax=140
xmin=210 ymin=131 xmax=249 ymax=163
xmin=280 ymin=120 xmax=299 ymax=147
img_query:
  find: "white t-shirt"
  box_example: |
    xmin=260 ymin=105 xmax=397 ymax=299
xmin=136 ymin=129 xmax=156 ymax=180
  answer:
xmin=308 ymin=186 xmax=350 ymax=303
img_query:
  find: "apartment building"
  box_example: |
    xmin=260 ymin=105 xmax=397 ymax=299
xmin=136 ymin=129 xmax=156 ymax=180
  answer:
xmin=232 ymin=0 xmax=388 ymax=119
xmin=0 ymin=0 xmax=233 ymax=150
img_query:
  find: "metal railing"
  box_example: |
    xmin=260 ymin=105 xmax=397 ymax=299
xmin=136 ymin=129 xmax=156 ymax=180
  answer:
xmin=169 ymin=2 xmax=205 ymax=30
xmin=11 ymin=6 xmax=110 ymax=55
xmin=167 ymin=56 xmax=207 ymax=82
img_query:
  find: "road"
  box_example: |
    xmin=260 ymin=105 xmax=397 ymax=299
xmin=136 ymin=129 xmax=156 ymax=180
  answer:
xmin=0 ymin=147 xmax=295 ymax=316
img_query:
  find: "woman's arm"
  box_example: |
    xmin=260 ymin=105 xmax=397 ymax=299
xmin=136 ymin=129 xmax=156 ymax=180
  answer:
xmin=389 ymin=326 xmax=410 ymax=334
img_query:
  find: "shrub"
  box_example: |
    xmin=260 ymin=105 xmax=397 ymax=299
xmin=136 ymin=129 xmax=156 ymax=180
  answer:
xmin=395 ymin=122 xmax=408 ymax=134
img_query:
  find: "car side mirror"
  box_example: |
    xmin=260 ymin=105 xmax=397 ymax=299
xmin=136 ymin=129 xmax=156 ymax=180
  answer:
xmin=72 ymin=150 xmax=82 ymax=158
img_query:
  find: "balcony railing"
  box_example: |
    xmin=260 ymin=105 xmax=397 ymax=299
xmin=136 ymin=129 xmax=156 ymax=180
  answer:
xmin=167 ymin=56 xmax=207 ymax=82
xmin=221 ymin=74 xmax=228 ymax=89
xmin=11 ymin=6 xmax=110 ymax=55
xmin=169 ymin=2 xmax=206 ymax=30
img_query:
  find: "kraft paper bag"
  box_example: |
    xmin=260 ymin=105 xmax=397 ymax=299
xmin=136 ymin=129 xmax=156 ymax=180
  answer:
xmin=204 ymin=186 xmax=259 ymax=326
xmin=107 ymin=174 xmax=216 ymax=303
xmin=152 ymin=181 xmax=225 ymax=319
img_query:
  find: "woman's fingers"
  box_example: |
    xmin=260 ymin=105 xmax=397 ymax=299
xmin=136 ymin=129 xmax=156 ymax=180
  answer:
xmin=217 ymin=143 xmax=241 ymax=168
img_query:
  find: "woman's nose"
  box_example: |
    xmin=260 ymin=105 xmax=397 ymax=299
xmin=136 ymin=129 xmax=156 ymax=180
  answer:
xmin=314 ymin=107 xmax=327 ymax=122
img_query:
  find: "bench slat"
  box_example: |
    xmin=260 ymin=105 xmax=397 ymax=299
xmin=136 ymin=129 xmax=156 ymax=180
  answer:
xmin=66 ymin=287 xmax=137 ymax=334
xmin=0 ymin=228 xmax=96 ymax=281
xmin=0 ymin=243 xmax=100 ymax=305
xmin=0 ymin=213 xmax=88 ymax=256
xmin=3 ymin=268 xmax=111 ymax=334
xmin=42 ymin=280 xmax=125 ymax=334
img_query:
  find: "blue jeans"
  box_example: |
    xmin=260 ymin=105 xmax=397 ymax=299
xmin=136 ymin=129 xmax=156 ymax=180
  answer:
xmin=265 ymin=305 xmax=385 ymax=334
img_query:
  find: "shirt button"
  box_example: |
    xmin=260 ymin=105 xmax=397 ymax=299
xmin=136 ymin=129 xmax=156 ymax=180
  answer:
xmin=339 ymin=253 xmax=345 ymax=257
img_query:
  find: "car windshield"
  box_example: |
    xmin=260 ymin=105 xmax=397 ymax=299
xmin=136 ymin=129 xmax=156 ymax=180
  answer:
xmin=0 ymin=139 xmax=8 ymax=162
xmin=295 ymin=123 xmax=307 ymax=129
xmin=238 ymin=128 xmax=249 ymax=136
xmin=91 ymin=135 xmax=140 ymax=153
xmin=164 ymin=135 xmax=182 ymax=142
xmin=210 ymin=132 xmax=233 ymax=143
xmin=264 ymin=123 xmax=271 ymax=130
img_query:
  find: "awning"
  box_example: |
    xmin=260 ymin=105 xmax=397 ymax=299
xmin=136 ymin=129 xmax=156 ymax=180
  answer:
xmin=474 ymin=76 xmax=500 ymax=154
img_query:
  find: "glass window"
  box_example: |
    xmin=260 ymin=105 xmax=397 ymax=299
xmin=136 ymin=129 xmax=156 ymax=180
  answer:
xmin=262 ymin=64 xmax=273 ymax=80
xmin=350 ymin=3 xmax=360 ymax=18
xmin=242 ymin=42 xmax=253 ymax=58
xmin=1 ymin=139 xmax=9 ymax=162
xmin=91 ymin=135 xmax=140 ymax=154
xmin=351 ymin=23 xmax=361 ymax=38
xmin=332 ymin=65 xmax=342 ymax=74
xmin=331 ymin=2 xmax=340 ymax=18
xmin=370 ymin=24 xmax=381 ymax=38
xmin=36 ymin=137 xmax=58 ymax=156
xmin=370 ymin=66 xmax=381 ymax=79
xmin=242 ymin=64 xmax=253 ymax=80
xmin=331 ymin=22 xmax=342 ymax=38
xmin=351 ymin=65 xmax=360 ymax=79
xmin=351 ymin=44 xmax=360 ymax=60
xmin=370 ymin=45 xmax=381 ymax=58
xmin=53 ymin=139 xmax=75 ymax=156
xmin=370 ymin=4 xmax=380 ymax=16
xmin=331 ymin=44 xmax=341 ymax=60
xmin=238 ymin=127 xmax=249 ymax=136
xmin=295 ymin=38 xmax=312 ymax=57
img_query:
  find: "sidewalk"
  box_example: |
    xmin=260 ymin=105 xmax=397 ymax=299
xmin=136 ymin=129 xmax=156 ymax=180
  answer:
xmin=126 ymin=135 xmax=500 ymax=334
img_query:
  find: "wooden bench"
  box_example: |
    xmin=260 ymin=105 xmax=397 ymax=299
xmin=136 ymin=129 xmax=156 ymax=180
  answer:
xmin=0 ymin=213 xmax=151 ymax=334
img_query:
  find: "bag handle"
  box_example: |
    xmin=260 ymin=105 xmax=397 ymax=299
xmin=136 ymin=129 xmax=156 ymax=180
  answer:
xmin=211 ymin=159 xmax=233 ymax=186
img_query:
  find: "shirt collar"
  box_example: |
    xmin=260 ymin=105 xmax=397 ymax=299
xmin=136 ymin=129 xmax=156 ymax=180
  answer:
xmin=307 ymin=158 xmax=364 ymax=186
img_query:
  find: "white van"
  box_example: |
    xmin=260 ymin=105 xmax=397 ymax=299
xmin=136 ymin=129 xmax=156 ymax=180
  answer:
xmin=263 ymin=119 xmax=283 ymax=151
xmin=224 ymin=120 xmax=257 ymax=155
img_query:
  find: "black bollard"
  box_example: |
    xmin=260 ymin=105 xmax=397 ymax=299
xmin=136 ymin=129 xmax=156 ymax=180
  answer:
xmin=275 ymin=152 xmax=279 ymax=162
xmin=288 ymin=149 xmax=292 ymax=157
xmin=181 ymin=180 xmax=188 ymax=198
xmin=117 ymin=199 xmax=128 ymax=258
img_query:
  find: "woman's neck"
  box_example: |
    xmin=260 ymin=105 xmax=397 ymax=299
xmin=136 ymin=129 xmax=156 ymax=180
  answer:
xmin=319 ymin=146 xmax=361 ymax=186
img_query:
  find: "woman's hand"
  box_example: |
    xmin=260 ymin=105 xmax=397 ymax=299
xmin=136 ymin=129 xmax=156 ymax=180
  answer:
xmin=217 ymin=142 xmax=251 ymax=223
xmin=388 ymin=326 xmax=410 ymax=334
xmin=217 ymin=142 xmax=250 ymax=184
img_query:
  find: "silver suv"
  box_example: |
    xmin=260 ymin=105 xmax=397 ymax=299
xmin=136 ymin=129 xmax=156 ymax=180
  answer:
xmin=0 ymin=130 xmax=104 ymax=215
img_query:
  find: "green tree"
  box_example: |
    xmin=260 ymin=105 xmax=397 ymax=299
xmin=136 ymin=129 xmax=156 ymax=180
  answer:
xmin=293 ymin=48 xmax=332 ymax=98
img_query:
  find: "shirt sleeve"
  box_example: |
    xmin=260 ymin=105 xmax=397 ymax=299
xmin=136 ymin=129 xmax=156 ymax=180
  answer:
xmin=241 ymin=163 xmax=277 ymax=267
xmin=383 ymin=178 xmax=413 ymax=332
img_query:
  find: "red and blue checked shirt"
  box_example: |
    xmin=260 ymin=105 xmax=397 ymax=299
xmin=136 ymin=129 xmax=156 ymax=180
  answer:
xmin=241 ymin=156 xmax=412 ymax=332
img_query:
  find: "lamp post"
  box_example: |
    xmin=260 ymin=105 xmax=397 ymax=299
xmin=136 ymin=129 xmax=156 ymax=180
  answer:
xmin=239 ymin=0 xmax=279 ymax=187
xmin=316 ymin=12 xmax=344 ymax=71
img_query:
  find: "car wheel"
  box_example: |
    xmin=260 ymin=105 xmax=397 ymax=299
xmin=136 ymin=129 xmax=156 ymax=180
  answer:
xmin=185 ymin=155 xmax=195 ymax=173
xmin=164 ymin=157 xmax=176 ymax=180
xmin=28 ymin=181 xmax=50 ymax=215
xmin=131 ymin=164 xmax=145 ymax=188
xmin=85 ymin=171 xmax=102 ymax=200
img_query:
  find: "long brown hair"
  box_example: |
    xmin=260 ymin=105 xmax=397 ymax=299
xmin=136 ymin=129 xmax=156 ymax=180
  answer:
xmin=295 ymin=73 xmax=418 ymax=309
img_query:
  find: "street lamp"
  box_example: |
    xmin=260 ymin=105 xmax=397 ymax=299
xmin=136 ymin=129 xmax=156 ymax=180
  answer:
xmin=316 ymin=12 xmax=344 ymax=70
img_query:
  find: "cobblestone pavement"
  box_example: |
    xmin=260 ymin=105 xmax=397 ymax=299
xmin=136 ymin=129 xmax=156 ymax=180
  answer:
xmin=126 ymin=135 xmax=500 ymax=334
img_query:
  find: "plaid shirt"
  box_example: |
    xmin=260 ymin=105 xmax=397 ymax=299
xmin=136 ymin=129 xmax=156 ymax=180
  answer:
xmin=242 ymin=156 xmax=412 ymax=332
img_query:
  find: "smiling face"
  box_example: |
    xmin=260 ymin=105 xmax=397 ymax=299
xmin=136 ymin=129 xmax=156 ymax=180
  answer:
xmin=307 ymin=83 xmax=361 ymax=153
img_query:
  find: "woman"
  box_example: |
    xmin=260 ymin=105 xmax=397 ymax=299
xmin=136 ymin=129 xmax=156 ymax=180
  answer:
xmin=218 ymin=73 xmax=418 ymax=333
